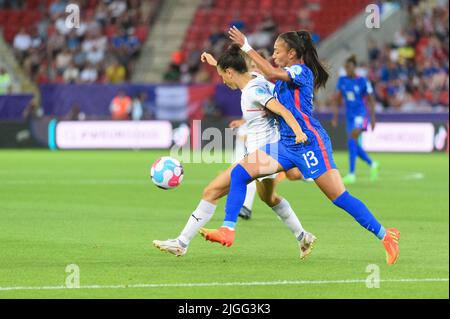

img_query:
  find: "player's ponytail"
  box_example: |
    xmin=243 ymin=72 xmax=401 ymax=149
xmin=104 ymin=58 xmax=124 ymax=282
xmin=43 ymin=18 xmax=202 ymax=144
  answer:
xmin=279 ymin=31 xmax=329 ymax=89
xmin=217 ymin=44 xmax=248 ymax=73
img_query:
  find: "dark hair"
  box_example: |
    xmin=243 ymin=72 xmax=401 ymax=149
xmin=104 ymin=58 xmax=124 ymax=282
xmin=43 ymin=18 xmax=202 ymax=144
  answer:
xmin=256 ymin=48 xmax=270 ymax=60
xmin=278 ymin=30 xmax=329 ymax=89
xmin=217 ymin=44 xmax=248 ymax=73
xmin=346 ymin=54 xmax=358 ymax=66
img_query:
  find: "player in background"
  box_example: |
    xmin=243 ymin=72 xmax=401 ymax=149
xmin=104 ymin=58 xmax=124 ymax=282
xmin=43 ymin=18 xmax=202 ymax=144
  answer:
xmin=153 ymin=44 xmax=317 ymax=259
xmin=232 ymin=49 xmax=306 ymax=220
xmin=200 ymin=28 xmax=400 ymax=265
xmin=332 ymin=55 xmax=379 ymax=185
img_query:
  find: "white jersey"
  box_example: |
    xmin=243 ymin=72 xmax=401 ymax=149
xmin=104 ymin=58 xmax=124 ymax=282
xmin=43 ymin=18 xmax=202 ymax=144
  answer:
xmin=240 ymin=72 xmax=279 ymax=153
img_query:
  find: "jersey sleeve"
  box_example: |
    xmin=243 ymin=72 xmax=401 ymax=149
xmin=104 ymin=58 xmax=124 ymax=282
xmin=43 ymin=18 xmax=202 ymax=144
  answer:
xmin=283 ymin=64 xmax=310 ymax=86
xmin=248 ymin=83 xmax=275 ymax=108
xmin=362 ymin=78 xmax=374 ymax=96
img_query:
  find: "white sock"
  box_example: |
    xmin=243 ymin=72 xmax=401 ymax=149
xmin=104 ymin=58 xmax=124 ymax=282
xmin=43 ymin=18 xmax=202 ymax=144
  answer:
xmin=243 ymin=180 xmax=257 ymax=210
xmin=178 ymin=200 xmax=216 ymax=247
xmin=272 ymin=198 xmax=305 ymax=240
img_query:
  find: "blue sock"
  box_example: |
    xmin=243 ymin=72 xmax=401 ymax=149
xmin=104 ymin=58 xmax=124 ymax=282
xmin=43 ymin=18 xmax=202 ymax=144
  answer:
xmin=347 ymin=139 xmax=358 ymax=174
xmin=223 ymin=164 xmax=252 ymax=229
xmin=357 ymin=140 xmax=373 ymax=166
xmin=333 ymin=191 xmax=385 ymax=239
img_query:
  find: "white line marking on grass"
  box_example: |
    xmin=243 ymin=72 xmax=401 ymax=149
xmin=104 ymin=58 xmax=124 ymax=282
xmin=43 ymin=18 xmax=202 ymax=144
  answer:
xmin=403 ymin=172 xmax=425 ymax=180
xmin=0 ymin=278 xmax=447 ymax=292
xmin=0 ymin=179 xmax=208 ymax=186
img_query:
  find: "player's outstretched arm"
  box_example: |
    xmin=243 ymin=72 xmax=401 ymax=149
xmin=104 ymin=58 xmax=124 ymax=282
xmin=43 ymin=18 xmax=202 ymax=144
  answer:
xmin=265 ymin=99 xmax=307 ymax=144
xmin=228 ymin=26 xmax=290 ymax=82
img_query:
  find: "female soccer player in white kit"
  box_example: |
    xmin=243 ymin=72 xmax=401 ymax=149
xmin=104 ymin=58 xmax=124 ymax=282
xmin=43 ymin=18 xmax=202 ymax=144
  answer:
xmin=153 ymin=44 xmax=317 ymax=258
xmin=232 ymin=50 xmax=307 ymax=220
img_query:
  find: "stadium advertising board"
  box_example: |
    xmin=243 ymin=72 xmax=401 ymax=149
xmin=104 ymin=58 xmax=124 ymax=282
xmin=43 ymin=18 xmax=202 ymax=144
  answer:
xmin=55 ymin=121 xmax=173 ymax=149
xmin=361 ymin=122 xmax=448 ymax=153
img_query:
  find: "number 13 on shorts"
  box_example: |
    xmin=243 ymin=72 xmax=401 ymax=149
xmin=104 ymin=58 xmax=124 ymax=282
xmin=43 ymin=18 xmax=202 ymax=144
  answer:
xmin=302 ymin=151 xmax=319 ymax=168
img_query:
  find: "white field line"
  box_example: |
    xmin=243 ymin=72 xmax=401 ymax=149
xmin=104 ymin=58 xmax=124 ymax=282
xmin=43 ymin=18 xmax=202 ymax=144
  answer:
xmin=0 ymin=278 xmax=447 ymax=292
xmin=0 ymin=171 xmax=425 ymax=186
xmin=0 ymin=179 xmax=208 ymax=185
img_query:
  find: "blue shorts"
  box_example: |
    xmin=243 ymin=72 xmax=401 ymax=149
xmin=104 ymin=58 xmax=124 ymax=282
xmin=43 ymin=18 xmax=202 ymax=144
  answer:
xmin=346 ymin=116 xmax=369 ymax=135
xmin=261 ymin=136 xmax=337 ymax=180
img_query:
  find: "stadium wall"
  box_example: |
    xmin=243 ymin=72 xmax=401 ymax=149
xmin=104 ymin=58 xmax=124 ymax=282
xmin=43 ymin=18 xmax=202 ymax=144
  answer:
xmin=0 ymin=84 xmax=448 ymax=153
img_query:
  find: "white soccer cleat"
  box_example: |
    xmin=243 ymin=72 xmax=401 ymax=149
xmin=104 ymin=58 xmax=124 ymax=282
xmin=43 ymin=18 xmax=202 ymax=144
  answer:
xmin=153 ymin=239 xmax=187 ymax=257
xmin=299 ymin=232 xmax=317 ymax=260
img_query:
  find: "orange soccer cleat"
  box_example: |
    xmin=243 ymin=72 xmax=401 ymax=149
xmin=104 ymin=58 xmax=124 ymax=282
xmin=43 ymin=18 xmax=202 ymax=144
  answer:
xmin=199 ymin=227 xmax=235 ymax=247
xmin=382 ymin=228 xmax=400 ymax=265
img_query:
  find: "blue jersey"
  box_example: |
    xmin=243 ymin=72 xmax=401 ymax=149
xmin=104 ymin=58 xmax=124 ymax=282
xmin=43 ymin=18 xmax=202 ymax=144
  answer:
xmin=262 ymin=64 xmax=336 ymax=178
xmin=273 ymin=64 xmax=328 ymax=148
xmin=336 ymin=76 xmax=373 ymax=119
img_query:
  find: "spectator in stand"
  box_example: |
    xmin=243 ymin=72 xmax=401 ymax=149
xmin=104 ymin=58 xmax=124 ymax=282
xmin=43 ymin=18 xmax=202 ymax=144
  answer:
xmin=131 ymin=92 xmax=147 ymax=121
xmin=86 ymin=46 xmax=105 ymax=67
xmin=247 ymin=14 xmax=277 ymax=50
xmin=63 ymin=61 xmax=80 ymax=84
xmin=79 ymin=63 xmax=98 ymax=83
xmin=13 ymin=28 xmax=31 ymax=61
xmin=49 ymin=0 xmax=67 ymax=19
xmin=66 ymin=30 xmax=81 ymax=51
xmin=5 ymin=0 xmax=160 ymax=85
xmin=95 ymin=1 xmax=109 ymax=26
xmin=367 ymin=0 xmax=449 ymax=110
xmin=109 ymin=0 xmax=127 ymax=23
xmin=22 ymin=48 xmax=41 ymax=80
xmin=110 ymin=90 xmax=132 ymax=120
xmin=179 ymin=42 xmax=202 ymax=84
xmin=29 ymin=27 xmax=43 ymax=50
xmin=36 ymin=65 xmax=50 ymax=84
xmin=229 ymin=12 xmax=245 ymax=31
xmin=163 ymin=50 xmax=186 ymax=82
xmin=208 ymin=26 xmax=227 ymax=48
xmin=46 ymin=30 xmax=66 ymax=60
xmin=55 ymin=48 xmax=73 ymax=74
xmin=73 ymin=47 xmax=88 ymax=69
xmin=105 ymin=60 xmax=126 ymax=83
xmin=163 ymin=63 xmax=181 ymax=82
xmin=0 ymin=67 xmax=12 ymax=95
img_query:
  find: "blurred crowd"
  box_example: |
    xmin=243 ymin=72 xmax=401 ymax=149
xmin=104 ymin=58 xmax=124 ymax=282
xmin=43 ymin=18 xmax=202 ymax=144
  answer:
xmin=365 ymin=0 xmax=449 ymax=110
xmin=164 ymin=0 xmax=448 ymax=112
xmin=2 ymin=0 xmax=159 ymax=84
xmin=163 ymin=0 xmax=321 ymax=85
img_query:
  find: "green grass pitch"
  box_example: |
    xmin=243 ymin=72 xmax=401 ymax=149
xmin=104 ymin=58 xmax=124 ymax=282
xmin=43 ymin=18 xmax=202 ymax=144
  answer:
xmin=0 ymin=150 xmax=448 ymax=298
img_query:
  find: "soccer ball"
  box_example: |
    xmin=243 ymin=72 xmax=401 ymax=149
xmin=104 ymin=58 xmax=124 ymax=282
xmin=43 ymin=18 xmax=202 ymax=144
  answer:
xmin=150 ymin=157 xmax=184 ymax=190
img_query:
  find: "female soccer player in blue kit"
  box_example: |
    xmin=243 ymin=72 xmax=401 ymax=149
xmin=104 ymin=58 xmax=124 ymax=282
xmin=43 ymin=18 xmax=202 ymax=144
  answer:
xmin=332 ymin=55 xmax=379 ymax=185
xmin=201 ymin=27 xmax=400 ymax=265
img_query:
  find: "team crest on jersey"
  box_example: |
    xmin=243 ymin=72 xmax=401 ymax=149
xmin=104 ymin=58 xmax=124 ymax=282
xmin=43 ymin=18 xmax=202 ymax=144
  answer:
xmin=255 ymin=87 xmax=265 ymax=96
xmin=289 ymin=65 xmax=302 ymax=76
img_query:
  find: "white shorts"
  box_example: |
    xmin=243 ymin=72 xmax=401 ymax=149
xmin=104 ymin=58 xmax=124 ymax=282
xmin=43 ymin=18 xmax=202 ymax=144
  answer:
xmin=233 ymin=126 xmax=278 ymax=182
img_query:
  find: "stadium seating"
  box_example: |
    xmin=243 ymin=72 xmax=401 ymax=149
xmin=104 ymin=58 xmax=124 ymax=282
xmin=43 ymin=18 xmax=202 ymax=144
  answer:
xmin=182 ymin=0 xmax=371 ymax=51
xmin=0 ymin=0 xmax=159 ymax=84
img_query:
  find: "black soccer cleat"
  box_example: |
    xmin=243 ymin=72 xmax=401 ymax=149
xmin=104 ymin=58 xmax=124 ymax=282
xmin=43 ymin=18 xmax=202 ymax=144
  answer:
xmin=238 ymin=206 xmax=252 ymax=220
